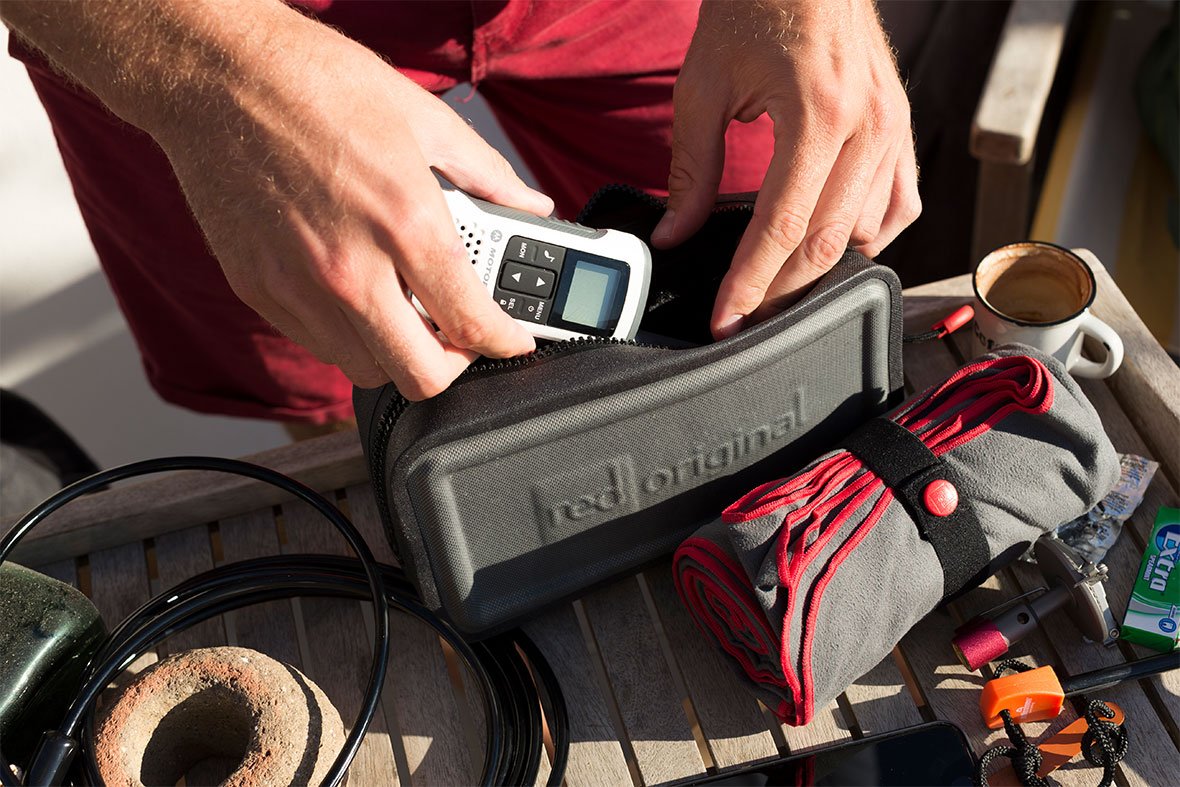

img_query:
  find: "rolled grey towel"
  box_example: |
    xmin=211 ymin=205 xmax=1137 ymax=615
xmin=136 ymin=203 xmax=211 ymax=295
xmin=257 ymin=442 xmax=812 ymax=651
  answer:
xmin=673 ymin=347 xmax=1119 ymax=725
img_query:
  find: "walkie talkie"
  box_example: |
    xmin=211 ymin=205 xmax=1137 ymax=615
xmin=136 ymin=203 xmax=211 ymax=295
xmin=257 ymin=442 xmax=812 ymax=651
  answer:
xmin=418 ymin=188 xmax=652 ymax=342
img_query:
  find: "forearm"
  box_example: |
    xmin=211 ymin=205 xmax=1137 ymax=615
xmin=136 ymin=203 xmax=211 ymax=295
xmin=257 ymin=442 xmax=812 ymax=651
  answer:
xmin=0 ymin=0 xmax=308 ymax=139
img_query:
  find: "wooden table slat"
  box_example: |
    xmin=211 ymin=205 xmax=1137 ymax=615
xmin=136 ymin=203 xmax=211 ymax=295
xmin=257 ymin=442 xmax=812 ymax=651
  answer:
xmin=151 ymin=523 xmax=224 ymax=658
xmin=2 ymin=430 xmax=368 ymax=566
xmin=522 ymin=606 xmax=634 ymax=786
xmin=280 ymin=499 xmax=403 ymax=786
xmin=287 ymin=491 xmax=467 ymax=785
xmin=87 ymin=541 xmax=160 ymax=700
xmin=339 ymin=483 xmax=427 ymax=783
xmin=838 ymin=654 xmax=925 ymax=736
xmin=343 ymin=483 xmax=400 ymax=566
xmin=216 ymin=508 xmax=304 ymax=668
xmin=32 ymin=558 xmax=78 ymax=589
xmin=643 ymin=567 xmax=780 ymax=770
xmin=383 ymin=612 xmax=475 ymax=785
xmin=1079 ymin=249 xmax=1180 ymax=486
xmin=87 ymin=541 xmax=153 ymax=628
xmin=778 ymin=700 xmax=852 ymax=754
xmin=581 ymin=577 xmax=707 ymax=784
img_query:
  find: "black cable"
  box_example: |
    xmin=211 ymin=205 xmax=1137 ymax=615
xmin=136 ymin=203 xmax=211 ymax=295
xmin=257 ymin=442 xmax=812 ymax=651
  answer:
xmin=0 ymin=458 xmax=387 ymax=787
xmin=0 ymin=458 xmax=567 ymax=786
xmin=515 ymin=633 xmax=570 ymax=785
xmin=76 ymin=556 xmax=565 ymax=786
xmin=903 ymin=329 xmax=942 ymax=344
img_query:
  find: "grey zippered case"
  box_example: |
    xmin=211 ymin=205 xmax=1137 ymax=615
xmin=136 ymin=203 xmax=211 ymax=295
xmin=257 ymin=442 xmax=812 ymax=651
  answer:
xmin=354 ymin=188 xmax=904 ymax=637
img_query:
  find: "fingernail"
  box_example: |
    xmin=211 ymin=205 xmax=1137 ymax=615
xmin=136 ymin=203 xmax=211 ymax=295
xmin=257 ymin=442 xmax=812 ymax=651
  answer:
xmin=533 ymin=190 xmax=555 ymax=216
xmin=652 ymin=209 xmax=676 ymax=243
xmin=716 ymin=314 xmax=744 ymax=339
xmin=515 ymin=326 xmax=537 ymax=351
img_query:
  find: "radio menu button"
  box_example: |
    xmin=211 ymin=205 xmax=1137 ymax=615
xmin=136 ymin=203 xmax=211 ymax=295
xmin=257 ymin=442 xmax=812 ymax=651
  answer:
xmin=519 ymin=296 xmax=548 ymax=323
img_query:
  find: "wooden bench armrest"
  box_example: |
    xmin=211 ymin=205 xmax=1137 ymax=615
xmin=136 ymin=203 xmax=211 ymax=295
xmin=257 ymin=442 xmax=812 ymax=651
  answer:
xmin=970 ymin=0 xmax=1076 ymax=165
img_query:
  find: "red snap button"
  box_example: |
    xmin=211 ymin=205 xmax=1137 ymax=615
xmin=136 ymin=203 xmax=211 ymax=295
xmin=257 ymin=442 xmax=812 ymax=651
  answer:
xmin=923 ymin=479 xmax=958 ymax=516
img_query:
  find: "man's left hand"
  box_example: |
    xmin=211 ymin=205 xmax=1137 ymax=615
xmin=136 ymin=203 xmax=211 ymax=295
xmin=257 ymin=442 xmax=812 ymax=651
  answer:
xmin=653 ymin=0 xmax=921 ymax=339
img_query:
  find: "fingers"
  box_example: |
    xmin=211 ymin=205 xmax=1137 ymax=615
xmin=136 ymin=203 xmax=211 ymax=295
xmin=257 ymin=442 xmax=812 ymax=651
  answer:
xmin=710 ymin=122 xmax=840 ymax=338
xmin=858 ymin=134 xmax=921 ymax=259
xmin=269 ymin=254 xmax=481 ymax=399
xmin=848 ymin=141 xmax=898 ymax=253
xmin=748 ymin=136 xmax=878 ymax=324
xmin=231 ymin=271 xmax=394 ymax=389
xmin=426 ymin=100 xmax=554 ymax=217
xmin=273 ymin=164 xmax=532 ymax=395
xmin=345 ymin=269 xmax=479 ymax=400
xmin=388 ymin=178 xmax=537 ymax=361
xmin=652 ymin=76 xmax=728 ymax=249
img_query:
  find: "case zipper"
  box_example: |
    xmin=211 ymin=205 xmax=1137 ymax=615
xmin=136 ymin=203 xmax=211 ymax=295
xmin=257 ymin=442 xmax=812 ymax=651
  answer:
xmin=575 ymin=183 xmax=756 ymax=224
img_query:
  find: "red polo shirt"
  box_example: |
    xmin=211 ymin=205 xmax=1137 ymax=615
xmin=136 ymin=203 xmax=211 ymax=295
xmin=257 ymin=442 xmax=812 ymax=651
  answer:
xmin=10 ymin=1 xmax=773 ymax=424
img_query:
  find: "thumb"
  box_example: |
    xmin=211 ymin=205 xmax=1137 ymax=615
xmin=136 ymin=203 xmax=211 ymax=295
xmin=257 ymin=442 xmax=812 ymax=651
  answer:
xmin=652 ymin=82 xmax=727 ymax=249
xmin=429 ymin=107 xmax=555 ymax=217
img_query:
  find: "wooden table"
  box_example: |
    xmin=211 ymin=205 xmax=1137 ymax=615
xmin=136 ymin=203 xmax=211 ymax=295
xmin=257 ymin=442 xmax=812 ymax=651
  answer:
xmin=11 ymin=253 xmax=1179 ymax=786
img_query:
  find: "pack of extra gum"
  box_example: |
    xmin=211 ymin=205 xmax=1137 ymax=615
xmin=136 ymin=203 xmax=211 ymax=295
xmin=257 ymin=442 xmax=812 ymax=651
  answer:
xmin=1121 ymin=506 xmax=1180 ymax=651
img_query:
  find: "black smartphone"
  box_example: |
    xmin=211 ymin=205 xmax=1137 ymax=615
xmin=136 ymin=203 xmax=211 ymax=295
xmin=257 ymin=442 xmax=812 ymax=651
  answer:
xmin=669 ymin=721 xmax=977 ymax=786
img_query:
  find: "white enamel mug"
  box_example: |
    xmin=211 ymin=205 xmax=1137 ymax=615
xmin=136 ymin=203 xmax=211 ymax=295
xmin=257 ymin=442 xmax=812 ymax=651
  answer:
xmin=970 ymin=242 xmax=1124 ymax=379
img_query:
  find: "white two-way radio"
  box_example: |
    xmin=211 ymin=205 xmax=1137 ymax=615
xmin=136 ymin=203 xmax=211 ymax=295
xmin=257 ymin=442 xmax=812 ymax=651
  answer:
xmin=417 ymin=189 xmax=652 ymax=342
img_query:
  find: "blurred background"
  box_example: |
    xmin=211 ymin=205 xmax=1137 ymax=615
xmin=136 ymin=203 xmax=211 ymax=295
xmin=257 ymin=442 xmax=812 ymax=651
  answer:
xmin=1 ymin=1 xmax=1175 ymax=472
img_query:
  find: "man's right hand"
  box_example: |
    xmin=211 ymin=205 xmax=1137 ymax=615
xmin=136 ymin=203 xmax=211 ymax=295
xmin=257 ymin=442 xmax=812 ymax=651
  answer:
xmin=2 ymin=0 xmax=552 ymax=399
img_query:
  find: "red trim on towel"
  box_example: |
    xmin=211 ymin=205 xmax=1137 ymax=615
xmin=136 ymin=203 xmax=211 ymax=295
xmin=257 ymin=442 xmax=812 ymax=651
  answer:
xmin=674 ymin=356 xmax=1056 ymax=725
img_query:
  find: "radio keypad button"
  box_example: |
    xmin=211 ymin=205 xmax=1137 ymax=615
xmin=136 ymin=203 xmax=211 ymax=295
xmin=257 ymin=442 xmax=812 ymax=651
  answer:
xmin=500 ymin=261 xmax=556 ymax=298
xmin=493 ymin=289 xmax=549 ymax=324
xmin=533 ymin=243 xmax=565 ymax=271
xmin=494 ymin=290 xmax=522 ymax=316
xmin=518 ymin=296 xmax=548 ymax=323
xmin=505 ymin=236 xmax=538 ymax=264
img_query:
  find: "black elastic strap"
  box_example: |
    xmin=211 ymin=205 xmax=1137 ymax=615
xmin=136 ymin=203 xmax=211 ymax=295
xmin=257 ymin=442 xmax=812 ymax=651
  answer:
xmin=842 ymin=417 xmax=990 ymax=598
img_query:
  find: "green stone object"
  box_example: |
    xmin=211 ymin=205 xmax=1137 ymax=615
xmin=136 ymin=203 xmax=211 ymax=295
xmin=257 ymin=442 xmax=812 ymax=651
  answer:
xmin=0 ymin=562 xmax=105 ymax=768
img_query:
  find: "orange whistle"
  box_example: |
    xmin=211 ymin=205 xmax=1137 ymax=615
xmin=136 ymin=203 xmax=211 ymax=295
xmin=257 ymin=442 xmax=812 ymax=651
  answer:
xmin=980 ymin=665 xmax=1065 ymax=728
xmin=980 ymin=652 xmax=1178 ymax=728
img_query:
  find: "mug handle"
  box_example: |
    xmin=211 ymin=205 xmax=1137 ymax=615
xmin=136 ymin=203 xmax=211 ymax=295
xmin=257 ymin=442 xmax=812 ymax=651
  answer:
xmin=1071 ymin=314 xmax=1124 ymax=379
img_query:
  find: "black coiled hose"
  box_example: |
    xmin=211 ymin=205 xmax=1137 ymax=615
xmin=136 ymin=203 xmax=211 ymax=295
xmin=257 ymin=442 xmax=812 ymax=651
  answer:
xmin=0 ymin=458 xmax=567 ymax=786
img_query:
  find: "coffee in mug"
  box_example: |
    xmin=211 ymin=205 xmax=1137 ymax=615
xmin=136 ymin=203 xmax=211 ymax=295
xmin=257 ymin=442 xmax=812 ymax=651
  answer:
xmin=971 ymin=242 xmax=1123 ymax=379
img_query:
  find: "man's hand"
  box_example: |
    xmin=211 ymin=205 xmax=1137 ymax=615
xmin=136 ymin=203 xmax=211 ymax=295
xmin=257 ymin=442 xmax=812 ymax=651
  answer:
xmin=2 ymin=0 xmax=551 ymax=399
xmin=652 ymin=0 xmax=920 ymax=339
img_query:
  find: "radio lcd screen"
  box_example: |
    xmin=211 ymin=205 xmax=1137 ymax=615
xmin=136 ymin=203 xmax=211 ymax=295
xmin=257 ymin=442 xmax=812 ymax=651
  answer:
xmin=552 ymin=251 xmax=631 ymax=335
